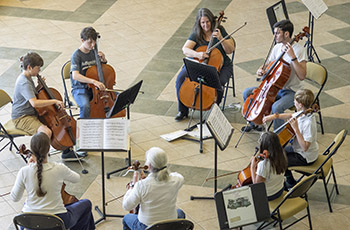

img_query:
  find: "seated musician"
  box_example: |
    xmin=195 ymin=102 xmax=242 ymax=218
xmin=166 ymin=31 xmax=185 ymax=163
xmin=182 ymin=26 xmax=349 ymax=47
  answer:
xmin=122 ymin=147 xmax=185 ymax=230
xmin=11 ymin=52 xmax=84 ymax=160
xmin=242 ymin=19 xmax=307 ymax=132
xmin=10 ymin=132 xmax=95 ymax=230
xmin=175 ymin=7 xmax=235 ymax=121
xmin=70 ymin=26 xmax=107 ymax=119
xmin=263 ymin=89 xmax=319 ymax=189
xmin=250 ymin=131 xmax=288 ymax=200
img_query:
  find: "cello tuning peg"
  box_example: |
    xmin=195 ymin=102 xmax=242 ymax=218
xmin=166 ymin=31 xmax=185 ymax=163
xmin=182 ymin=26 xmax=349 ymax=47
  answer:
xmin=222 ymin=20 xmax=226 ymax=23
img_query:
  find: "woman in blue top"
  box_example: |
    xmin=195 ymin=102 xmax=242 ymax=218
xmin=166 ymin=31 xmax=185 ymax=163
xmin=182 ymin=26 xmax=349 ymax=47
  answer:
xmin=175 ymin=8 xmax=235 ymax=121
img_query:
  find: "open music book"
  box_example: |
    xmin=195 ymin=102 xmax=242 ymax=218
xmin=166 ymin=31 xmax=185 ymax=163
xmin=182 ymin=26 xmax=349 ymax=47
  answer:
xmin=77 ymin=118 xmax=129 ymax=151
xmin=302 ymin=0 xmax=327 ymax=19
xmin=206 ymin=103 xmax=234 ymax=150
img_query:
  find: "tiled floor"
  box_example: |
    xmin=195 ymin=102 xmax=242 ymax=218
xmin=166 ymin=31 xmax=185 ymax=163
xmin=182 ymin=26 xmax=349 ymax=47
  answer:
xmin=1 ymin=0 xmax=350 ymax=229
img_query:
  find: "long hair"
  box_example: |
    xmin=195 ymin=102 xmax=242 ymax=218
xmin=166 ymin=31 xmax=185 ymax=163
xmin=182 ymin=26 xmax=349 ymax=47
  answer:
xmin=192 ymin=8 xmax=216 ymax=45
xmin=30 ymin=132 xmax=50 ymax=197
xmin=259 ymin=132 xmax=287 ymax=174
xmin=145 ymin=147 xmax=169 ymax=182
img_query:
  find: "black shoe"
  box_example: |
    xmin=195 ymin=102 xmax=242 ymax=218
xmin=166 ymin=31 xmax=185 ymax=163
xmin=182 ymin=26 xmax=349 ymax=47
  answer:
xmin=241 ymin=124 xmax=264 ymax=133
xmin=62 ymin=148 xmax=87 ymax=161
xmin=174 ymin=112 xmax=188 ymax=121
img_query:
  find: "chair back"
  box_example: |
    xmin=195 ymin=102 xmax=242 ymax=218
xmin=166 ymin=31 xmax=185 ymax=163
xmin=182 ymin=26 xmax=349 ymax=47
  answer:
xmin=13 ymin=212 xmax=66 ymax=230
xmin=314 ymin=129 xmax=347 ymax=174
xmin=305 ymin=62 xmax=327 ymax=104
xmin=273 ymin=174 xmax=317 ymax=212
xmin=287 ymin=174 xmax=318 ymax=199
xmin=61 ymin=60 xmax=71 ymax=80
xmin=146 ymin=219 xmax=194 ymax=230
xmin=0 ymin=89 xmax=12 ymax=108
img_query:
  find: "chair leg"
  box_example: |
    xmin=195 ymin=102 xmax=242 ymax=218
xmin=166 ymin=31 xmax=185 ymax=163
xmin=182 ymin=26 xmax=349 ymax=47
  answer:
xmin=318 ymin=110 xmax=324 ymax=134
xmin=231 ymin=73 xmax=235 ymax=97
xmin=305 ymin=195 xmax=313 ymax=230
xmin=221 ymin=83 xmax=229 ymax=111
xmin=321 ymin=170 xmax=333 ymax=212
xmin=331 ymin=166 xmax=339 ymax=195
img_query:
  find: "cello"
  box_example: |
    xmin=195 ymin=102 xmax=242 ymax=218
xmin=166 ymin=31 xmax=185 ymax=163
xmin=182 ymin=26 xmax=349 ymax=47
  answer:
xmin=85 ymin=35 xmax=126 ymax=118
xmin=178 ymin=11 xmax=226 ymax=111
xmin=242 ymin=27 xmax=309 ymax=125
xmin=35 ymin=74 xmax=76 ymax=150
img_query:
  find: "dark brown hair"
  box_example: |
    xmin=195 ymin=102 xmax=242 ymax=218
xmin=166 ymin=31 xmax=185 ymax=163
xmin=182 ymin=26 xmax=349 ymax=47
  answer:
xmin=273 ymin=19 xmax=294 ymax=38
xmin=30 ymin=132 xmax=50 ymax=197
xmin=21 ymin=52 xmax=44 ymax=70
xmin=80 ymin=26 xmax=98 ymax=41
xmin=259 ymin=132 xmax=287 ymax=174
xmin=192 ymin=8 xmax=217 ymax=45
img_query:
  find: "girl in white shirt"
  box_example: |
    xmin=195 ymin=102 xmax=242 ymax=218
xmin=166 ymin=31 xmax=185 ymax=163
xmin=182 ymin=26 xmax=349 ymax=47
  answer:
xmin=250 ymin=132 xmax=288 ymax=200
xmin=122 ymin=147 xmax=185 ymax=230
xmin=10 ymin=132 xmax=95 ymax=230
xmin=263 ymin=89 xmax=318 ymax=189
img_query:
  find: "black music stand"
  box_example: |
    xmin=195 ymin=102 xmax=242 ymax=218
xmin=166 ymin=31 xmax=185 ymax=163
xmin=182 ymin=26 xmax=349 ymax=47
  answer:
xmin=106 ymin=80 xmax=143 ymax=178
xmin=266 ymin=0 xmax=289 ymax=33
xmin=183 ymin=58 xmax=221 ymax=153
xmin=190 ymin=103 xmax=234 ymax=201
xmin=85 ymin=80 xmax=142 ymax=225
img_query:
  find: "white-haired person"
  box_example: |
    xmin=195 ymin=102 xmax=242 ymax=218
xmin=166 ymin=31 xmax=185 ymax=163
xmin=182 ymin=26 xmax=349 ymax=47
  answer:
xmin=122 ymin=147 xmax=185 ymax=230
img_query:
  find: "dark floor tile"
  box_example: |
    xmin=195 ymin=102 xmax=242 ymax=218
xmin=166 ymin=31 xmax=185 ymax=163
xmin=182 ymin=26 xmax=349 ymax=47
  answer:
xmin=154 ymin=47 xmax=185 ymax=62
xmin=132 ymin=98 xmax=173 ymax=115
xmin=286 ymin=1 xmax=308 ymax=14
xmin=321 ymin=116 xmax=350 ymax=135
xmin=143 ymin=59 xmax=183 ymax=73
xmin=330 ymin=27 xmax=350 ymax=41
xmin=321 ymin=57 xmax=350 ymax=82
xmin=236 ymin=58 xmax=265 ymax=75
xmin=321 ymin=41 xmax=350 ymax=56
xmin=326 ymin=3 xmax=350 ymax=24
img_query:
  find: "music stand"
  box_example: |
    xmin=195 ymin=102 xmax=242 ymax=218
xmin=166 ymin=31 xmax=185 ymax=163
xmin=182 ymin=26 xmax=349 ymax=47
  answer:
xmin=266 ymin=0 xmax=289 ymax=33
xmin=106 ymin=80 xmax=143 ymax=119
xmin=106 ymin=80 xmax=143 ymax=178
xmin=91 ymin=80 xmax=142 ymax=224
xmin=183 ymin=58 xmax=221 ymax=153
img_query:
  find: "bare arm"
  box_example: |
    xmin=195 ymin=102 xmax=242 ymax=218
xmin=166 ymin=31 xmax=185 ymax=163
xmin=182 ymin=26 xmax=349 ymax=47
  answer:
xmin=285 ymin=43 xmax=306 ymax=80
xmin=29 ymin=97 xmax=64 ymax=108
xmin=263 ymin=113 xmax=293 ymax=123
xmin=250 ymin=157 xmax=266 ymax=184
xmin=182 ymin=40 xmax=209 ymax=60
xmin=212 ymin=29 xmax=235 ymax=54
xmin=72 ymin=71 xmax=106 ymax=90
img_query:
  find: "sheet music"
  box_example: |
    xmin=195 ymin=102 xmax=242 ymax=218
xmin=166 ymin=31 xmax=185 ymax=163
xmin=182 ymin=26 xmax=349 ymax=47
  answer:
xmin=103 ymin=119 xmax=129 ymax=150
xmin=222 ymin=186 xmax=257 ymax=228
xmin=206 ymin=103 xmax=233 ymax=149
xmin=273 ymin=2 xmax=286 ymax=22
xmin=77 ymin=118 xmax=129 ymax=150
xmin=302 ymin=0 xmax=328 ymax=19
xmin=160 ymin=130 xmax=188 ymax=142
xmin=77 ymin=119 xmax=104 ymax=150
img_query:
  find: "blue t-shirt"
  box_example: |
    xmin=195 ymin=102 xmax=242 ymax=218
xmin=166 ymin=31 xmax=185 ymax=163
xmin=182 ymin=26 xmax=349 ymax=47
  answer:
xmin=70 ymin=49 xmax=96 ymax=89
xmin=188 ymin=26 xmax=231 ymax=67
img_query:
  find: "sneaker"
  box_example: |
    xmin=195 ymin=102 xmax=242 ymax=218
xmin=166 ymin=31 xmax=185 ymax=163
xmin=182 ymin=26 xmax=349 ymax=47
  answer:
xmin=241 ymin=124 xmax=264 ymax=133
xmin=62 ymin=148 xmax=87 ymax=161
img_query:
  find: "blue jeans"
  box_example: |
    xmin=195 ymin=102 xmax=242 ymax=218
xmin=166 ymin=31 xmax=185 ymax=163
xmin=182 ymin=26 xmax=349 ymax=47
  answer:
xmin=243 ymin=87 xmax=295 ymax=130
xmin=122 ymin=209 xmax=186 ymax=230
xmin=175 ymin=65 xmax=232 ymax=114
xmin=56 ymin=199 xmax=95 ymax=230
xmin=72 ymin=88 xmax=92 ymax=118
